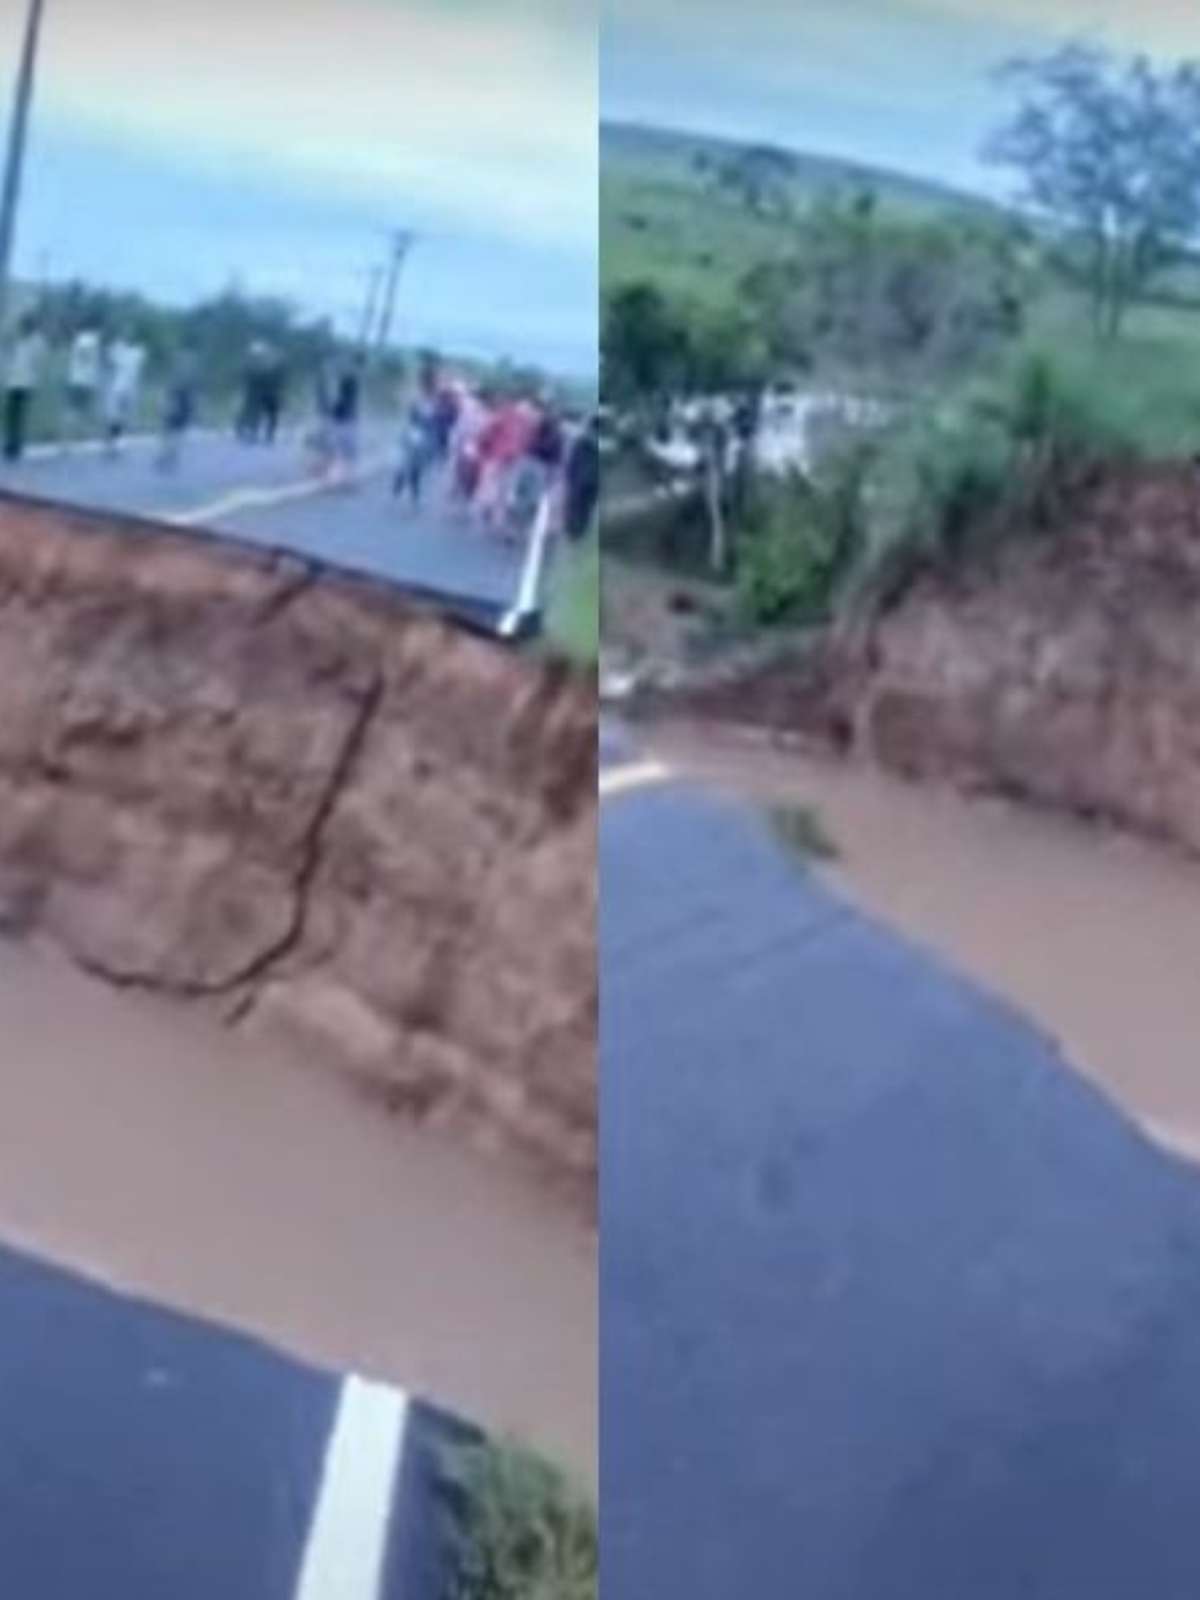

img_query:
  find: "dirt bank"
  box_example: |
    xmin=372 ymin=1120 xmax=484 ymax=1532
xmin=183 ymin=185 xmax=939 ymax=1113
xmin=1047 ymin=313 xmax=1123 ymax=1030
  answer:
xmin=0 ymin=494 xmax=595 ymax=1213
xmin=668 ymin=466 xmax=1200 ymax=858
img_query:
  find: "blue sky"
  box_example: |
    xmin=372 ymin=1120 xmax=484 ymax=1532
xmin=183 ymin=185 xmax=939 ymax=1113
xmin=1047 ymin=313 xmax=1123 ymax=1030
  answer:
xmin=1 ymin=0 xmax=597 ymax=374
xmin=603 ymin=0 xmax=1200 ymax=199
xmin=8 ymin=0 xmax=1190 ymax=376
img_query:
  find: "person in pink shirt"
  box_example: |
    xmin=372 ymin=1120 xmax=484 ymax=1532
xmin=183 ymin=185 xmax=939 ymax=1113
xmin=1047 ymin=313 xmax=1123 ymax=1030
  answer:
xmin=475 ymin=393 xmax=538 ymax=530
xmin=450 ymin=384 xmax=489 ymax=510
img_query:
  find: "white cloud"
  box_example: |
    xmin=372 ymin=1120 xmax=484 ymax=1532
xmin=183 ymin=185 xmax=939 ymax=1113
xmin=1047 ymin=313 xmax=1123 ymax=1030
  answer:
xmin=920 ymin=0 xmax=1200 ymax=58
xmin=603 ymin=0 xmax=1022 ymax=117
xmin=607 ymin=0 xmax=1200 ymax=68
xmin=19 ymin=0 xmax=596 ymax=251
xmin=602 ymin=0 xmax=1200 ymax=195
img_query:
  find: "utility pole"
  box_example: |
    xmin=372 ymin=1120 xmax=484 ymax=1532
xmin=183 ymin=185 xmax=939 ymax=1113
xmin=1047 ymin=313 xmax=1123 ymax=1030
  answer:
xmin=0 ymin=0 xmax=46 ymax=341
xmin=357 ymin=262 xmax=383 ymax=355
xmin=373 ymin=228 xmax=415 ymax=357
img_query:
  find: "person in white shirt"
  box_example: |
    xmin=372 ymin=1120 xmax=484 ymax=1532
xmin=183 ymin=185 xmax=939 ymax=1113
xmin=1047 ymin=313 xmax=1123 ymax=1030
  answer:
xmin=102 ymin=334 xmax=146 ymax=456
xmin=65 ymin=325 xmax=102 ymax=442
xmin=3 ymin=314 xmax=46 ymax=463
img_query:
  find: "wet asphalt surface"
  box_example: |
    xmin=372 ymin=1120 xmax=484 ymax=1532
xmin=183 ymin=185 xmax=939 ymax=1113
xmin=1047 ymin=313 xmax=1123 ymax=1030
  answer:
xmin=0 ymin=427 xmax=527 ymax=621
xmin=0 ymin=1242 xmax=466 ymax=1597
xmin=600 ymin=718 xmax=1200 ymax=1598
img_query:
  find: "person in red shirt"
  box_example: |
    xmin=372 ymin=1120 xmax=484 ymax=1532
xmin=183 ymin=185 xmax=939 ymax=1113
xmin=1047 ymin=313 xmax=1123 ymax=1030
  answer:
xmin=473 ymin=398 xmax=514 ymax=528
xmin=475 ymin=393 xmax=538 ymax=531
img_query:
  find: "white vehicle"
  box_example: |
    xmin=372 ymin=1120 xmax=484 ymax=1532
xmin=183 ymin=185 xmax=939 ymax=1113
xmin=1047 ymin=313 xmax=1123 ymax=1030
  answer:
xmin=645 ymin=433 xmax=700 ymax=474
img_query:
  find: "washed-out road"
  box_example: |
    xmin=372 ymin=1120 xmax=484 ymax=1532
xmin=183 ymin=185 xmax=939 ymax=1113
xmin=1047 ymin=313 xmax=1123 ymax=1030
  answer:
xmin=601 ymin=719 xmax=1200 ymax=1599
xmin=0 ymin=424 xmax=542 ymax=632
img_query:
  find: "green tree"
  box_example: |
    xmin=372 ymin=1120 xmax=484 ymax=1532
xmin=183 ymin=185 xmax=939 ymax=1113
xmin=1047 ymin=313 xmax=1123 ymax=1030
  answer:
xmin=985 ymin=42 xmax=1200 ymax=339
xmin=601 ymin=282 xmax=692 ymax=405
xmin=704 ymin=143 xmax=798 ymax=217
xmin=685 ymin=300 xmax=770 ymax=393
xmin=601 ymin=283 xmax=766 ymax=406
xmin=743 ymin=199 xmax=1024 ymax=379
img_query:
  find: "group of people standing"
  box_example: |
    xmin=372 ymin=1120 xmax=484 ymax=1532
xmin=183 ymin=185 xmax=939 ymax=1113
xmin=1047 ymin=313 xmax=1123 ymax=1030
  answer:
xmin=0 ymin=317 xmax=601 ymax=548
xmin=236 ymin=342 xmax=366 ymax=477
xmin=394 ymin=368 xmax=599 ymax=544
xmin=2 ymin=316 xmax=154 ymax=464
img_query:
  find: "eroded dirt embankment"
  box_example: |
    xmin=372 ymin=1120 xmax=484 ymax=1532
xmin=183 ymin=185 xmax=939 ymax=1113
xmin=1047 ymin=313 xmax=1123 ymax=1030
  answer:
xmin=671 ymin=467 xmax=1200 ymax=857
xmin=0 ymin=495 xmax=595 ymax=1214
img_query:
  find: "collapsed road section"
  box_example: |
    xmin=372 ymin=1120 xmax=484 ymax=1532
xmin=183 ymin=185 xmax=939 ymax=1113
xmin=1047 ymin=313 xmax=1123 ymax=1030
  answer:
xmin=0 ymin=491 xmax=596 ymax=1218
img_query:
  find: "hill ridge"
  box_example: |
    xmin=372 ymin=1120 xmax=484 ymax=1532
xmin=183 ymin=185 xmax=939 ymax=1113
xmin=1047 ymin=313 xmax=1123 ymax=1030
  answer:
xmin=600 ymin=117 xmax=1005 ymax=220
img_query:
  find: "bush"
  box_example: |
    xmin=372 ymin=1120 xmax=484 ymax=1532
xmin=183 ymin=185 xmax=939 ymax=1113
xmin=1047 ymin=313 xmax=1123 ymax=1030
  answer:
xmin=735 ymin=348 xmax=1110 ymax=627
xmin=769 ymin=803 xmax=840 ymax=862
xmin=743 ymin=203 xmax=1028 ymax=383
xmin=844 ymin=332 xmax=1200 ymax=610
xmin=735 ymin=448 xmax=869 ymax=624
xmin=857 ymin=401 xmax=1012 ymax=575
xmin=978 ymin=344 xmax=1127 ymax=463
xmin=616 ymin=306 xmax=1200 ymax=632
xmin=969 ymin=329 xmax=1200 ymax=467
xmin=440 ymin=1438 xmax=597 ymax=1600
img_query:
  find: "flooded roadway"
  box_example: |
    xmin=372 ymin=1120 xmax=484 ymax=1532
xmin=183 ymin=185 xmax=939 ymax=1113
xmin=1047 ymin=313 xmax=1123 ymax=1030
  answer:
xmin=0 ymin=937 xmax=595 ymax=1483
xmin=651 ymin=719 xmax=1200 ymax=1159
xmin=603 ymin=714 xmax=1200 ymax=1597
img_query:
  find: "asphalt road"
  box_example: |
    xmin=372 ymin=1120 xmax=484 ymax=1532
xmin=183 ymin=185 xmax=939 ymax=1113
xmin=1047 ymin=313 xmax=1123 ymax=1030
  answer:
xmin=0 ymin=425 xmax=532 ymax=625
xmin=0 ymin=1240 xmax=469 ymax=1598
xmin=600 ymin=720 xmax=1200 ymax=1599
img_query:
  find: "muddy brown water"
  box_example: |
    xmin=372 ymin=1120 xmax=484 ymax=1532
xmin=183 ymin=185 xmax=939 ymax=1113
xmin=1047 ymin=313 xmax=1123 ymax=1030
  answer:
xmin=0 ymin=938 xmax=596 ymax=1483
xmin=651 ymin=720 xmax=1200 ymax=1161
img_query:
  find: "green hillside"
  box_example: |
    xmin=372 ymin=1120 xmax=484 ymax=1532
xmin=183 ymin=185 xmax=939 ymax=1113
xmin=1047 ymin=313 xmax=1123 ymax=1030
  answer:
xmin=600 ymin=120 xmax=1006 ymax=307
xmin=602 ymin=122 xmax=1002 ymax=218
xmin=601 ymin=119 xmax=1200 ymax=367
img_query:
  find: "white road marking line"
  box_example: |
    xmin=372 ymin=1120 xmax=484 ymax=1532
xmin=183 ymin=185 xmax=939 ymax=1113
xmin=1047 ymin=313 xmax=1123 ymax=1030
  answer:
xmin=25 ymin=427 xmax=213 ymax=462
xmin=23 ymin=425 xmax=306 ymax=463
xmin=295 ymin=1376 xmax=410 ymax=1600
xmin=26 ymin=434 xmax=155 ymax=461
xmin=168 ymin=452 xmax=388 ymax=528
xmin=26 ymin=441 xmax=88 ymax=461
xmin=599 ymin=758 xmax=674 ymax=800
xmin=168 ymin=476 xmax=331 ymax=528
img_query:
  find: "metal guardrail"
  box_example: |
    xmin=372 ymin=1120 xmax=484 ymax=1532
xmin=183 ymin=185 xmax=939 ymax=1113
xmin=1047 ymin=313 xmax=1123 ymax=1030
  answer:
xmin=498 ymin=487 xmax=555 ymax=641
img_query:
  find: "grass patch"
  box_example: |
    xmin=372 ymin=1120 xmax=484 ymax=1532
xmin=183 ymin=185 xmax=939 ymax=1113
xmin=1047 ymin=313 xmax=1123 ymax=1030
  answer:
xmin=602 ymin=166 xmax=792 ymax=311
xmin=985 ymin=308 xmax=1200 ymax=461
xmin=440 ymin=1437 xmax=597 ymax=1600
xmin=769 ymin=803 xmax=841 ymax=863
xmin=544 ymin=533 xmax=599 ymax=665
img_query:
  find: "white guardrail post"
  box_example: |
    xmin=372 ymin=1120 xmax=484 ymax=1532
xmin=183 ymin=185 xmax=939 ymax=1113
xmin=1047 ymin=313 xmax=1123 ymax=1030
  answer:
xmin=499 ymin=487 xmax=555 ymax=639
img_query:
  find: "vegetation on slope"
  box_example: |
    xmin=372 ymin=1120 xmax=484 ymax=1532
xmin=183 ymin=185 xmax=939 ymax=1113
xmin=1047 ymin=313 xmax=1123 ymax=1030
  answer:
xmin=441 ymin=1437 xmax=597 ymax=1600
xmin=601 ymin=43 xmax=1200 ymax=637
